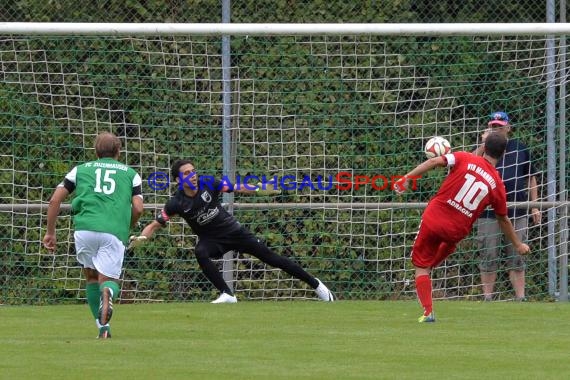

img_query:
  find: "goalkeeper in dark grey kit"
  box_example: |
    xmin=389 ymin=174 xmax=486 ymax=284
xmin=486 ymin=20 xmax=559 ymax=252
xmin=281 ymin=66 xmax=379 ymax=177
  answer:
xmin=130 ymin=159 xmax=335 ymax=303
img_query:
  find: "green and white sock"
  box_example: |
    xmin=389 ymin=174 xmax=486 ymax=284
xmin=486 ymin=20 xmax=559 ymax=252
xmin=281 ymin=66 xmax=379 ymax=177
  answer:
xmin=100 ymin=280 xmax=120 ymax=302
xmin=86 ymin=282 xmax=100 ymax=319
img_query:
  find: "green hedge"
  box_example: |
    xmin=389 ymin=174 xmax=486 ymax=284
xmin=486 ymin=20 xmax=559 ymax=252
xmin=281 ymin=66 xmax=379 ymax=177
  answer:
xmin=0 ymin=1 xmax=558 ymax=303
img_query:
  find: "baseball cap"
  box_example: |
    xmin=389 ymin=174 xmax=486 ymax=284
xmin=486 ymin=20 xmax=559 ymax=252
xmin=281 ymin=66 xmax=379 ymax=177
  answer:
xmin=488 ymin=111 xmax=510 ymax=127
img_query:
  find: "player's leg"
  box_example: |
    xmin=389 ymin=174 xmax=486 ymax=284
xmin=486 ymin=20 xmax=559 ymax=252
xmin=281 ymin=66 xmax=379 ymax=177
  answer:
xmin=432 ymin=241 xmax=458 ymax=268
xmin=83 ymin=268 xmax=100 ymax=319
xmin=410 ymin=222 xmax=438 ymax=322
xmin=91 ymin=232 xmax=125 ymax=338
xmin=414 ymin=266 xmax=435 ymax=322
xmin=237 ymin=230 xmax=334 ymax=301
xmin=98 ymin=275 xmax=120 ymax=324
xmin=415 ymin=239 xmax=457 ymax=322
xmin=506 ymin=216 xmax=528 ymax=300
xmin=476 ymin=218 xmax=500 ymax=301
xmin=74 ymin=231 xmax=103 ymax=329
xmin=194 ymin=240 xmax=236 ymax=303
xmin=236 ymin=229 xmax=317 ymax=287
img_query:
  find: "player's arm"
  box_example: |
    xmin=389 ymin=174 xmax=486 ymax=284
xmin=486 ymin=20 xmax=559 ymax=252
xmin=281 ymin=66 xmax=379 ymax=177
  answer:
xmin=42 ymin=186 xmax=70 ymax=251
xmin=528 ymin=175 xmax=541 ymax=224
xmin=128 ymin=220 xmax=163 ymax=250
xmin=128 ymin=206 xmax=173 ymax=250
xmin=140 ymin=220 xmax=164 ymax=239
xmin=130 ymin=173 xmax=144 ymax=228
xmin=472 ymin=128 xmax=491 ymax=156
xmin=131 ymin=195 xmax=144 ymax=228
xmin=221 ymin=181 xmax=281 ymax=196
xmin=489 ymin=180 xmax=530 ymax=254
xmin=496 ymin=214 xmax=530 ymax=255
xmin=395 ymin=156 xmax=447 ymax=193
xmin=228 ymin=184 xmax=254 ymax=195
xmin=472 ymin=145 xmax=484 ymax=156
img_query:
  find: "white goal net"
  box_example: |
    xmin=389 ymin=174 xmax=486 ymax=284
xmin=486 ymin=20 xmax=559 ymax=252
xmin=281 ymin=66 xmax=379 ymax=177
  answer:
xmin=0 ymin=23 xmax=567 ymax=303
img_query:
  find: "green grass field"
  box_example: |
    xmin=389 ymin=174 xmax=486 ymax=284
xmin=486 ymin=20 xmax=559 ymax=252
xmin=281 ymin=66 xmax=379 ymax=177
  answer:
xmin=2 ymin=300 xmax=570 ymax=379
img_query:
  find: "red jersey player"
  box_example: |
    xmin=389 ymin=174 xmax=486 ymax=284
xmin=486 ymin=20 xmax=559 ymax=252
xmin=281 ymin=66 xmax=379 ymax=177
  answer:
xmin=396 ymin=132 xmax=530 ymax=322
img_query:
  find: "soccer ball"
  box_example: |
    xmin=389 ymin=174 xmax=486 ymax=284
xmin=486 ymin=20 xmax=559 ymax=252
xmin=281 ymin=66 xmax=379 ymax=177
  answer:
xmin=424 ymin=136 xmax=451 ymax=159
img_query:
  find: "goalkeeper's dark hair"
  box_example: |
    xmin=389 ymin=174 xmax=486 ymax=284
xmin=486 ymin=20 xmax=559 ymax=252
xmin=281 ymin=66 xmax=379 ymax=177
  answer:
xmin=95 ymin=132 xmax=121 ymax=158
xmin=171 ymin=159 xmax=195 ymax=179
xmin=484 ymin=132 xmax=507 ymax=160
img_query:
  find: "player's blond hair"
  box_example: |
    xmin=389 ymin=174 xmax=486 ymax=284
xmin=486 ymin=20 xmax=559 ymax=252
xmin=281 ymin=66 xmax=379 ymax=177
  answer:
xmin=94 ymin=132 xmax=121 ymax=159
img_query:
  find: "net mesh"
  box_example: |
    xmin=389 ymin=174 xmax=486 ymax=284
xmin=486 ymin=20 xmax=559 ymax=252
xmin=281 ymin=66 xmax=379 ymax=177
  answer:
xmin=0 ymin=32 xmax=566 ymax=304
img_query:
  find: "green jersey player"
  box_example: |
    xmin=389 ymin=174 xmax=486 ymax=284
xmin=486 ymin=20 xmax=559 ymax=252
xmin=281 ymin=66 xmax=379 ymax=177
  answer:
xmin=43 ymin=132 xmax=144 ymax=339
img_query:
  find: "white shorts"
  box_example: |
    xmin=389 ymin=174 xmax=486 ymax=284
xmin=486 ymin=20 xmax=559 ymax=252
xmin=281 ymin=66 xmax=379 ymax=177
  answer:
xmin=74 ymin=231 xmax=125 ymax=279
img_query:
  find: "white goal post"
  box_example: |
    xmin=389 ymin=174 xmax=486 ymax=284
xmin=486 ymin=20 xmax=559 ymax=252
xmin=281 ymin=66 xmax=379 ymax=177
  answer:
xmin=1 ymin=22 xmax=567 ymax=304
xmin=1 ymin=22 xmax=570 ymax=36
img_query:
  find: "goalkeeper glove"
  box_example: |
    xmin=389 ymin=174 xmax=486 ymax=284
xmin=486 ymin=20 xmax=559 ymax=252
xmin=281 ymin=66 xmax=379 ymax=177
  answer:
xmin=127 ymin=235 xmax=147 ymax=251
xmin=255 ymin=182 xmax=281 ymax=196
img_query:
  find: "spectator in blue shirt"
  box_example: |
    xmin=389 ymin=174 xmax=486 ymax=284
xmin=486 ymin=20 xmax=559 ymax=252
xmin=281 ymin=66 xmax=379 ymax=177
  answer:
xmin=474 ymin=111 xmax=541 ymax=301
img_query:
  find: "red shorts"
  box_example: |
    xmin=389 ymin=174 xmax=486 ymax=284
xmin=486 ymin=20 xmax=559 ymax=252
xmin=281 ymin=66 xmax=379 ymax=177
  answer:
xmin=411 ymin=221 xmax=458 ymax=268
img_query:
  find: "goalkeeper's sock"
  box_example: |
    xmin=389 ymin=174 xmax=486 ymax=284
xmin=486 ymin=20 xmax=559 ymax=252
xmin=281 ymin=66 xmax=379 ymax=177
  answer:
xmin=415 ymin=274 xmax=433 ymax=316
xmin=86 ymin=282 xmax=101 ymax=319
xmin=100 ymin=280 xmax=120 ymax=302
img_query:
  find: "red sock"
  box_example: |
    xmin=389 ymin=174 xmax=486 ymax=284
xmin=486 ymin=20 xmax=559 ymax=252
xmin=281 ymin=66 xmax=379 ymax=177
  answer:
xmin=415 ymin=274 xmax=433 ymax=316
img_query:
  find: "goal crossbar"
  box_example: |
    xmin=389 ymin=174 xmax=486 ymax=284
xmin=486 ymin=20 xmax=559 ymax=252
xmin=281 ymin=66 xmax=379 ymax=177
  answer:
xmin=1 ymin=22 xmax=570 ymax=36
